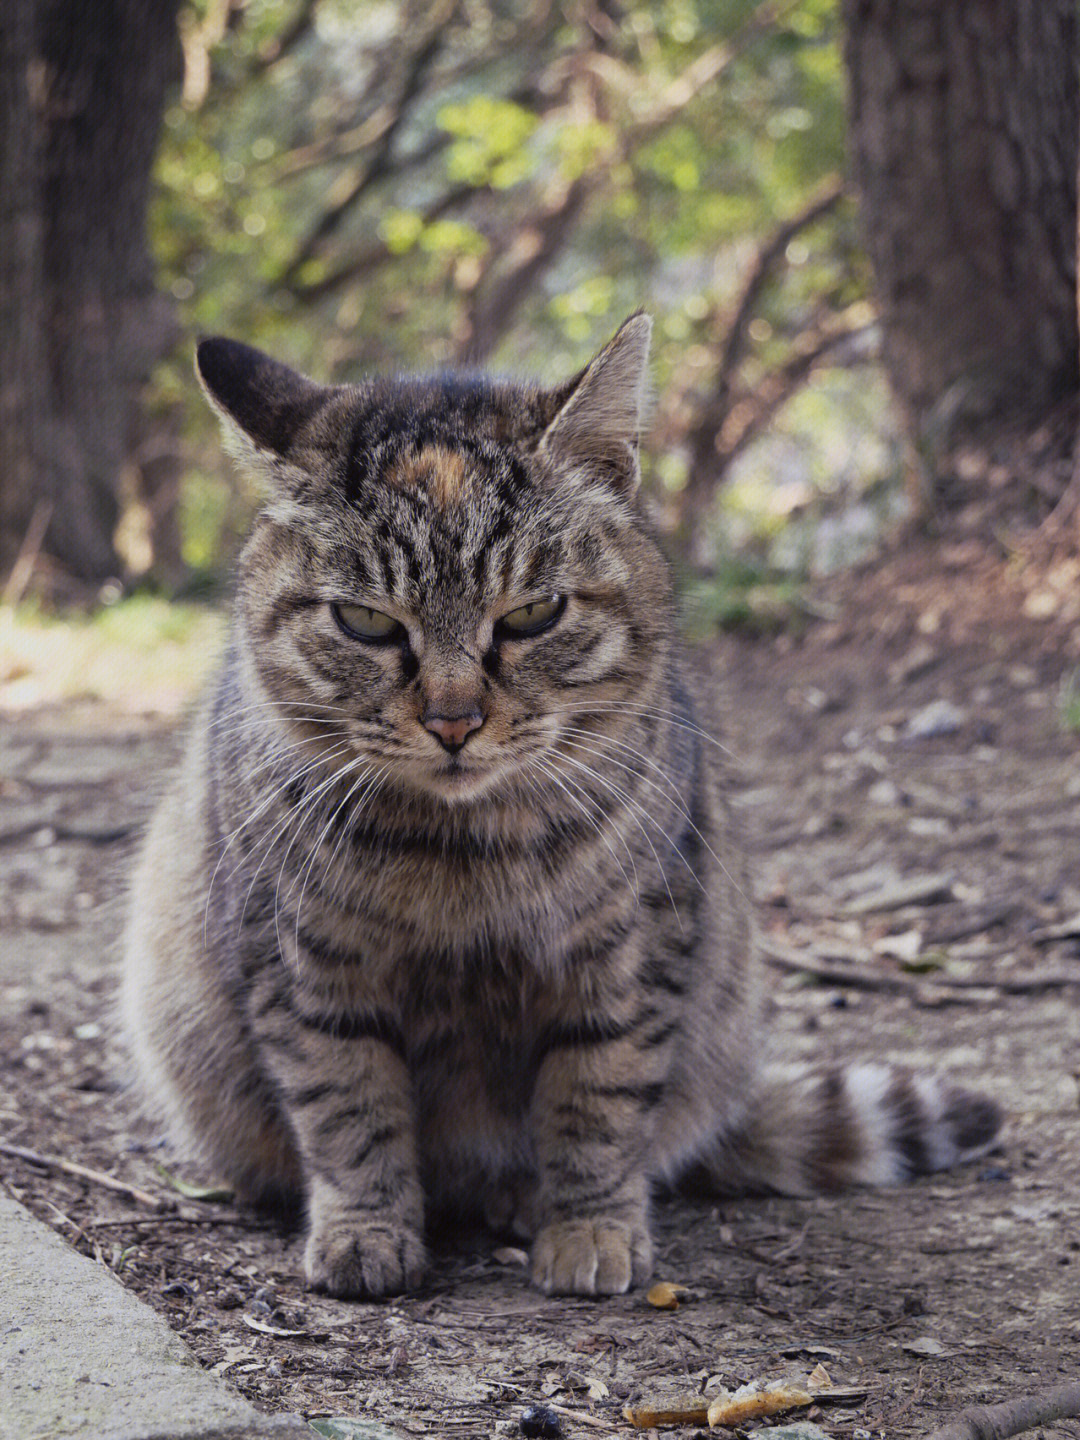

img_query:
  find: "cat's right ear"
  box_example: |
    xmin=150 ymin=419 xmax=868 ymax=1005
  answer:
xmin=195 ymin=337 xmax=329 ymax=487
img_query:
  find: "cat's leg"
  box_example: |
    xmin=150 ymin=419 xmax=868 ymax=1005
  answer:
xmin=528 ymin=988 xmax=670 ymax=1295
xmin=248 ymin=943 xmax=424 ymax=1299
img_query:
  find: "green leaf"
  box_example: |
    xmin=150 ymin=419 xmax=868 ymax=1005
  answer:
xmin=154 ymin=1163 xmax=234 ymax=1203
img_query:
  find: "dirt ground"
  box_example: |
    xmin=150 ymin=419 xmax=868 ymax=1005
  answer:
xmin=3 ymin=545 xmax=1080 ymax=1440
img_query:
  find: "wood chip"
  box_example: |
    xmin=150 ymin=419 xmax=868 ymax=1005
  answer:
xmin=646 ymin=1282 xmax=690 ymax=1310
xmin=492 ymin=1245 xmax=529 ymax=1267
xmin=706 ymin=1381 xmax=813 ymax=1428
xmin=623 ymin=1394 xmax=710 ymax=1428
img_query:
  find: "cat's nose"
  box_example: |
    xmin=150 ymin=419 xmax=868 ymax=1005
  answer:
xmin=422 ymin=709 xmax=485 ymax=752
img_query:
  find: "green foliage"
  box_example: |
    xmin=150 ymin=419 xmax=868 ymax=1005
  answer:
xmin=148 ymin=0 xmax=873 ymax=594
xmin=1060 ymin=670 xmax=1080 ymax=735
xmin=679 ymin=555 xmax=808 ymax=638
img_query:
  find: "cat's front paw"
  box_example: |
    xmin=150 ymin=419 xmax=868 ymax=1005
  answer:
xmin=304 ymin=1220 xmax=426 ymax=1299
xmin=531 ymin=1217 xmax=653 ymax=1295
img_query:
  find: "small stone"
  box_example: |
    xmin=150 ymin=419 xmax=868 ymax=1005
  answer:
xmin=766 ymin=1425 xmax=834 ymax=1440
xmin=905 ymin=699 xmax=966 ymax=739
xmin=868 ymin=779 xmax=902 ymax=806
xmin=1023 ymin=588 xmax=1059 ymax=619
xmin=978 ymin=1166 xmax=1011 ymax=1183
xmin=520 ymin=1404 xmax=563 ymax=1438
xmin=872 ymin=929 xmax=922 ymax=964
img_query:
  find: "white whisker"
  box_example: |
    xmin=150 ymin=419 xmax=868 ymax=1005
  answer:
xmin=203 ymin=739 xmax=355 ymax=945
xmin=531 ymin=755 xmax=638 ymax=899
xmin=550 ymin=749 xmax=690 ymax=926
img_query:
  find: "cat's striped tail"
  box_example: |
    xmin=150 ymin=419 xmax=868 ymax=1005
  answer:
xmin=696 ymin=1063 xmax=1003 ymax=1197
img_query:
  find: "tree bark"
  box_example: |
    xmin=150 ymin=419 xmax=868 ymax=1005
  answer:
xmin=843 ymin=0 xmax=1079 ymax=467
xmin=0 ymin=0 xmax=181 ymax=592
xmin=0 ymin=0 xmax=48 ymax=588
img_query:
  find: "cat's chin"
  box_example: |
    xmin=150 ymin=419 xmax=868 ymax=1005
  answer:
xmin=405 ymin=757 xmax=508 ymax=806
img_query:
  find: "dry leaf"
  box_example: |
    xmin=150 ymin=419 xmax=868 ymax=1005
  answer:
xmin=623 ymin=1394 xmax=710 ymax=1428
xmin=241 ymin=1314 xmax=322 ymax=1340
xmin=492 ymin=1245 xmax=529 ymax=1267
xmin=646 ymin=1281 xmax=690 ymax=1310
xmin=903 ymin=1336 xmax=948 ymax=1357
xmin=707 ymin=1380 xmax=812 ymax=1428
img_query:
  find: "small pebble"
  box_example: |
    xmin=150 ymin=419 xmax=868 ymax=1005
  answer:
xmin=520 ymin=1403 xmax=563 ymax=1438
xmin=905 ymin=699 xmax=966 ymax=740
xmin=977 ymin=1165 xmax=1011 ymax=1183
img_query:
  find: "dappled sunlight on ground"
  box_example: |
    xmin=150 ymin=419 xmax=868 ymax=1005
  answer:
xmin=0 ymin=598 xmax=225 ymax=716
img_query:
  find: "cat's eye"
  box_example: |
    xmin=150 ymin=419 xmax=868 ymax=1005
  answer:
xmin=496 ymin=594 xmax=566 ymax=638
xmin=331 ymin=602 xmax=405 ymax=644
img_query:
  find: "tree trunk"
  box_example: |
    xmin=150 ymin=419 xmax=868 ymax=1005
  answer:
xmin=842 ymin=0 xmax=1079 ymax=471
xmin=0 ymin=0 xmax=49 ymax=593
xmin=0 ymin=0 xmax=181 ymax=593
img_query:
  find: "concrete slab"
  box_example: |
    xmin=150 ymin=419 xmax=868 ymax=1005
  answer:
xmin=0 ymin=1189 xmax=313 ymax=1440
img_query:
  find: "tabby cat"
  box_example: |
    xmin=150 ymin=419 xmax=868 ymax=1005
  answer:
xmin=122 ymin=315 xmax=1000 ymax=1299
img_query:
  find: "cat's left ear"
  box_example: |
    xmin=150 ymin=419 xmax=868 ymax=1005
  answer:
xmin=539 ymin=312 xmax=652 ymax=493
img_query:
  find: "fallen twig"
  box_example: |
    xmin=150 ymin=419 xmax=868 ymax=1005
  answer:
xmin=545 ymin=1401 xmax=618 ymax=1431
xmin=1 ymin=501 xmax=53 ymax=608
xmin=0 ymin=1140 xmax=169 ymax=1211
xmin=85 ymin=1212 xmax=248 ymax=1228
xmin=760 ymin=937 xmax=1080 ymax=995
xmin=924 ymin=1382 xmax=1080 ymax=1440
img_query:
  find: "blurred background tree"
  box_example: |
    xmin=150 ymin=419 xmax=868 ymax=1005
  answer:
xmin=1 ymin=0 xmax=182 ymax=594
xmin=2 ymin=0 xmax=1077 ymax=609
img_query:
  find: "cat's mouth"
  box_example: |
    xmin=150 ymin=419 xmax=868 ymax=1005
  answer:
xmin=393 ymin=751 xmax=499 ymax=804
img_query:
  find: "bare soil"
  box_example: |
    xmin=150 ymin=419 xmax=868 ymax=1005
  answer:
xmin=3 ymin=548 xmax=1080 ymax=1440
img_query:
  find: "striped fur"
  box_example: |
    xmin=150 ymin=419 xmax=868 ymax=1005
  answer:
xmin=122 ymin=317 xmax=1001 ymax=1299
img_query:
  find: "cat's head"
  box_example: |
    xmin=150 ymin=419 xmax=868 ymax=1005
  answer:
xmin=197 ymin=315 xmax=673 ymax=804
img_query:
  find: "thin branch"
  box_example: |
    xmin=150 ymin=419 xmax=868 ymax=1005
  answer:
xmin=924 ymin=1384 xmax=1080 ymax=1440
xmin=457 ymin=177 xmax=592 ymax=363
xmin=291 ymin=184 xmax=479 ymax=303
xmin=593 ymin=0 xmax=804 ymax=139
xmin=716 ymin=315 xmax=872 ymax=468
xmin=716 ymin=178 xmax=845 ymax=387
xmin=277 ymin=0 xmax=457 ymax=288
xmin=760 ymin=936 xmax=1080 ymax=995
xmin=0 ymin=1140 xmax=170 ymax=1212
xmin=1 ymin=500 xmax=53 ymax=607
xmin=250 ymin=0 xmax=320 ymax=74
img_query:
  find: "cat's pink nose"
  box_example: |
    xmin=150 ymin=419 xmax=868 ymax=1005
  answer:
xmin=422 ymin=709 xmax=485 ymax=752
